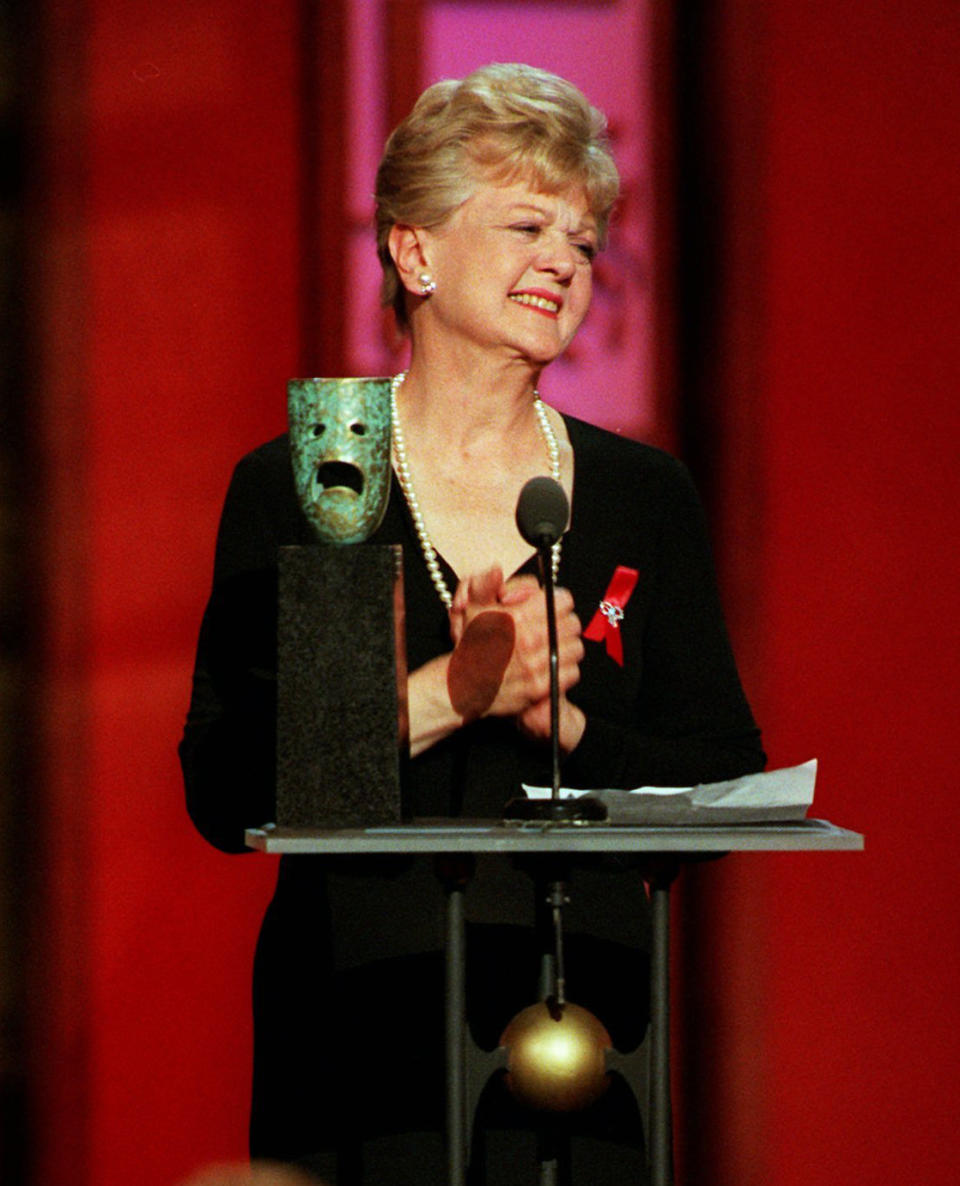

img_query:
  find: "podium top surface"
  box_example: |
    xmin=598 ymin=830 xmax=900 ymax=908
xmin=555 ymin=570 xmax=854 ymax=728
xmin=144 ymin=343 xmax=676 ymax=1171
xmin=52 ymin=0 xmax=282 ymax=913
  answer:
xmin=245 ymin=818 xmax=863 ymax=855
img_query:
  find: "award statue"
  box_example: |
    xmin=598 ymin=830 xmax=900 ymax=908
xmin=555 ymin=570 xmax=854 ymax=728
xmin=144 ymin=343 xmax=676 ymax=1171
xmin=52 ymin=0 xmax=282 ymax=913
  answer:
xmin=276 ymin=377 xmax=407 ymax=828
xmin=288 ymin=376 xmax=392 ymax=545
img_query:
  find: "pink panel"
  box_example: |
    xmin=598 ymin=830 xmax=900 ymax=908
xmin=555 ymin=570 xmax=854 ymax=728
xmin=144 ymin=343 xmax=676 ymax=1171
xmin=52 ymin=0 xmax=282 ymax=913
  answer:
xmin=344 ymin=0 xmax=658 ymax=442
xmin=423 ymin=3 xmax=656 ymax=439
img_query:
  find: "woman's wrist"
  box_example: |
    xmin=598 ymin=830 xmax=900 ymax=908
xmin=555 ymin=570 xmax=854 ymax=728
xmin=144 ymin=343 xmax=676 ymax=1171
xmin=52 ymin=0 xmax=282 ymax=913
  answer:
xmin=407 ymin=654 xmax=461 ymax=757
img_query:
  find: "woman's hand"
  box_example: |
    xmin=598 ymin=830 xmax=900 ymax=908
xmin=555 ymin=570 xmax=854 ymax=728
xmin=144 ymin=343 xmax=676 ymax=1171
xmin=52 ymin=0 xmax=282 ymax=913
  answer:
xmin=406 ymin=565 xmax=586 ymax=758
xmin=517 ymin=694 xmax=586 ymax=754
xmin=447 ymin=567 xmax=584 ymax=727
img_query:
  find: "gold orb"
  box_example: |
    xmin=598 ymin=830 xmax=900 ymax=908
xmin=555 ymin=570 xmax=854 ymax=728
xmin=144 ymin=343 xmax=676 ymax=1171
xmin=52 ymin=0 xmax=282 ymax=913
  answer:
xmin=500 ymin=1000 xmax=612 ymax=1112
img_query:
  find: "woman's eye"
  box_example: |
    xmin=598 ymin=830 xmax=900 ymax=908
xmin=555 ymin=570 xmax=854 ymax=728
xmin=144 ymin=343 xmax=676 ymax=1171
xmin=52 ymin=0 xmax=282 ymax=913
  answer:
xmin=512 ymin=223 xmax=541 ymax=236
xmin=575 ymin=242 xmax=596 ymax=262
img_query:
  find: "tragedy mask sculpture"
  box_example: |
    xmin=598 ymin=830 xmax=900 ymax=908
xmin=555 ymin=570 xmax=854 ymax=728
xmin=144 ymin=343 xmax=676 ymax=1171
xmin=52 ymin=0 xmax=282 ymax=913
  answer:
xmin=288 ymin=377 xmax=392 ymax=545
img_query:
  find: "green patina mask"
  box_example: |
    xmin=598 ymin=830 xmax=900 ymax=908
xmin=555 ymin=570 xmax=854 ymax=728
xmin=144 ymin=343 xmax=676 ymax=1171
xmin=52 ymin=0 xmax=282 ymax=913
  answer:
xmin=288 ymin=377 xmax=392 ymax=544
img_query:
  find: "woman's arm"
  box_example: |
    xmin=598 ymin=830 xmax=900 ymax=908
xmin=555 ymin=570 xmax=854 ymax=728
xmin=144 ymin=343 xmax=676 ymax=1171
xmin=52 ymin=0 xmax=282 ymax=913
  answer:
xmin=180 ymin=448 xmax=288 ymax=852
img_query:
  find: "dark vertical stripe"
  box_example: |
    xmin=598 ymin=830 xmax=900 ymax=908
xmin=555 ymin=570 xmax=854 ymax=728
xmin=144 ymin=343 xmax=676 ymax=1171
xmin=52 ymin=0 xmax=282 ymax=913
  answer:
xmin=383 ymin=0 xmax=425 ymax=140
xmin=20 ymin=1 xmax=95 ymax=1183
xmin=298 ymin=0 xmax=349 ymax=375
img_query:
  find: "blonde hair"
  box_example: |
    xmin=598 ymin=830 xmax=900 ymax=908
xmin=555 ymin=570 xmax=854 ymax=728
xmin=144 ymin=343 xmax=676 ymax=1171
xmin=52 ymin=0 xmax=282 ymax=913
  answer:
xmin=375 ymin=63 xmax=620 ymax=328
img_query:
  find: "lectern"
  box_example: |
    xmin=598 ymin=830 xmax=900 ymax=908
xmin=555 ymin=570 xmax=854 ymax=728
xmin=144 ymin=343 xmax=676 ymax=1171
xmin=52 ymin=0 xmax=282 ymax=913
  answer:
xmin=247 ymin=818 xmax=863 ymax=1186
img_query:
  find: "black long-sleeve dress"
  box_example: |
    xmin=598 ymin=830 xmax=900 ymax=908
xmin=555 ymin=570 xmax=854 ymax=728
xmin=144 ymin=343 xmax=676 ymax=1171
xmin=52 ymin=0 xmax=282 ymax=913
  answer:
xmin=180 ymin=413 xmax=764 ymax=1184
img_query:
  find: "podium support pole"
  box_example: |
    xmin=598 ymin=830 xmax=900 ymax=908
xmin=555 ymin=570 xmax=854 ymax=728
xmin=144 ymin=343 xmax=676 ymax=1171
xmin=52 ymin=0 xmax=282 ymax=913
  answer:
xmin=649 ymin=866 xmax=677 ymax=1186
xmin=446 ymin=879 xmax=467 ymax=1186
xmin=439 ymin=856 xmax=474 ymax=1186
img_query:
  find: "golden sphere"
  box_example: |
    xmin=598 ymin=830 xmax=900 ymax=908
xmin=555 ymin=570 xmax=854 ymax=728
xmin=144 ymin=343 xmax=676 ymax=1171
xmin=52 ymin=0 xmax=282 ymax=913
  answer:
xmin=500 ymin=1000 xmax=612 ymax=1112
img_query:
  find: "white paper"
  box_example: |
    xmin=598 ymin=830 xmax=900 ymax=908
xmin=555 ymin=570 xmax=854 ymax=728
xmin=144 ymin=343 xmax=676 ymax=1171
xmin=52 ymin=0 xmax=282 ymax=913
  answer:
xmin=522 ymin=760 xmax=817 ymax=824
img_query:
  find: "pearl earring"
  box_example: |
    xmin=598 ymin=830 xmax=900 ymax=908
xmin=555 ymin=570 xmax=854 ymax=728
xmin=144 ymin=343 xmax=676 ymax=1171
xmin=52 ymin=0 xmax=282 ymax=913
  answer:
xmin=417 ymin=272 xmax=436 ymax=296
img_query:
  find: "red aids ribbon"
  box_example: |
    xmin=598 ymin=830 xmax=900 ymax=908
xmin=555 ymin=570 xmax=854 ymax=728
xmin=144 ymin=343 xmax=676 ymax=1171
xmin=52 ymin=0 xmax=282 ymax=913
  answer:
xmin=584 ymin=566 xmax=639 ymax=666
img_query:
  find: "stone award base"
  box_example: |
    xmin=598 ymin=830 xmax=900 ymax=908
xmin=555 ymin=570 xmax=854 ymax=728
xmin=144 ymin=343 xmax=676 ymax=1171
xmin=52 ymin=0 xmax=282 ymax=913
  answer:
xmin=276 ymin=544 xmax=407 ymax=828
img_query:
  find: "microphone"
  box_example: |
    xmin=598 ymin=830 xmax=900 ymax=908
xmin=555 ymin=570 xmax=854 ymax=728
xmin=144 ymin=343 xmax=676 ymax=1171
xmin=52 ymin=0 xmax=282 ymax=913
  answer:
xmin=503 ymin=477 xmax=606 ymax=825
xmin=516 ymin=476 xmax=569 ymax=550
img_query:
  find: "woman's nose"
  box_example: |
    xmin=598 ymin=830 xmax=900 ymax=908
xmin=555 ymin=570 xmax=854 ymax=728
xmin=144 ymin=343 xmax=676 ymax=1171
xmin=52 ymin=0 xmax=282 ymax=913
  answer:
xmin=536 ymin=233 xmax=578 ymax=280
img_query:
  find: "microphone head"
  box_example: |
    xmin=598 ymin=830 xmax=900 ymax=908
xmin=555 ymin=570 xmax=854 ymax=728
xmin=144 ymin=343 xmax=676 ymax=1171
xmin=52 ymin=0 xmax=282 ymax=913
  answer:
xmin=516 ymin=476 xmax=570 ymax=548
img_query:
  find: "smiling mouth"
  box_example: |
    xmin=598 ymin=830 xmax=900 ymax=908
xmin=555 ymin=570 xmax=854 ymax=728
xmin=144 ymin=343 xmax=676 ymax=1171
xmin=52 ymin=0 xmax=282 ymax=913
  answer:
xmin=316 ymin=461 xmax=364 ymax=496
xmin=509 ymin=292 xmax=561 ymax=316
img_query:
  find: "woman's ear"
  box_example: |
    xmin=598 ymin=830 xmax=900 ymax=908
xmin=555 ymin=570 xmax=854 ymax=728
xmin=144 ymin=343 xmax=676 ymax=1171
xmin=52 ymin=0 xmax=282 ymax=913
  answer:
xmin=388 ymin=224 xmax=431 ymax=295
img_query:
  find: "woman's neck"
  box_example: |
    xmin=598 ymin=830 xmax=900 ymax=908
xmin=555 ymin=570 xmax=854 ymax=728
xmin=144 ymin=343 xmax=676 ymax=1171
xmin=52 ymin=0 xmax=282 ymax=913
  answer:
xmin=398 ymin=348 xmax=543 ymax=449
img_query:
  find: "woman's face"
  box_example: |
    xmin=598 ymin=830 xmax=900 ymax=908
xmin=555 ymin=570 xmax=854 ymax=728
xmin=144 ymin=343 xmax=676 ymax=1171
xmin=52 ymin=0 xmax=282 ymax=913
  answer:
xmin=416 ymin=175 xmax=598 ymax=367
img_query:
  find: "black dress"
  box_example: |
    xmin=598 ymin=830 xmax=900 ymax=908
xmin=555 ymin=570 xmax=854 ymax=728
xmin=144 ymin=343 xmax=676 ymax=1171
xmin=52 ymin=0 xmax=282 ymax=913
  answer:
xmin=179 ymin=414 xmax=764 ymax=1184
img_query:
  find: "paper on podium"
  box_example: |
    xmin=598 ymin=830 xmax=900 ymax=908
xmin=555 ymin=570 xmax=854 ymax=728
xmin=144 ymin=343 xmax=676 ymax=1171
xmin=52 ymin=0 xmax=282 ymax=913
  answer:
xmin=522 ymin=759 xmax=817 ymax=824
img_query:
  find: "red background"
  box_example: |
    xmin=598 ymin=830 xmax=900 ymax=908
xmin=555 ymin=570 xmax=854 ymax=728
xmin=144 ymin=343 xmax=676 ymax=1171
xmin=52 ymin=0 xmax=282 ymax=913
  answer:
xmin=22 ymin=3 xmax=960 ymax=1185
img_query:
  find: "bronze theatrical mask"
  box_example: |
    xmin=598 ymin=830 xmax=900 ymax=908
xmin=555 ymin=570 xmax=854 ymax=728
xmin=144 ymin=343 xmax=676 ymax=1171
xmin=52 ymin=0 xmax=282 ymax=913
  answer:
xmin=288 ymin=377 xmax=392 ymax=545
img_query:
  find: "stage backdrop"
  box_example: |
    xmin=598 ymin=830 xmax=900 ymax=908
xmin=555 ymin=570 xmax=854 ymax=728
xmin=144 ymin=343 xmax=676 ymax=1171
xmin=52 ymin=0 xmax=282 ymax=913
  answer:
xmin=23 ymin=3 xmax=960 ymax=1186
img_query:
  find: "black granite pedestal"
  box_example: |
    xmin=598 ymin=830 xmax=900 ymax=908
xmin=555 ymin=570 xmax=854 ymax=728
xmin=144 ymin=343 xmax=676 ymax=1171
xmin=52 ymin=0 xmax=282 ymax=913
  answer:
xmin=276 ymin=544 xmax=407 ymax=827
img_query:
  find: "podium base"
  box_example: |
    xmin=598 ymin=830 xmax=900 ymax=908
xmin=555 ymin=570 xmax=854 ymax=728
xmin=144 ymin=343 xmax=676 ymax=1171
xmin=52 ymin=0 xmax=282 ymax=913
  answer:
xmin=502 ymin=795 xmax=608 ymax=825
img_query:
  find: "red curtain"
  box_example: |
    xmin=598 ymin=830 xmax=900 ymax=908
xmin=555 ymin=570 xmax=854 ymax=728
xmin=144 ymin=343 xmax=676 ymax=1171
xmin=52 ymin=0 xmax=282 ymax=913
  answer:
xmin=28 ymin=4 xmax=311 ymax=1184
xmin=675 ymin=3 xmax=960 ymax=1184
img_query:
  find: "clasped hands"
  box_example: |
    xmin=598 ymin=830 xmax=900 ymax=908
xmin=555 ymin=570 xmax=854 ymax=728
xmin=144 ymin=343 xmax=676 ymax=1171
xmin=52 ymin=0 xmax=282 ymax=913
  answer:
xmin=446 ymin=566 xmax=586 ymax=753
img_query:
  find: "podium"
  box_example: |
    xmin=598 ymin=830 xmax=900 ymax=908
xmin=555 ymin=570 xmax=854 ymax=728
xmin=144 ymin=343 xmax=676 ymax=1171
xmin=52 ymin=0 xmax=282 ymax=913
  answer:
xmin=247 ymin=818 xmax=863 ymax=1185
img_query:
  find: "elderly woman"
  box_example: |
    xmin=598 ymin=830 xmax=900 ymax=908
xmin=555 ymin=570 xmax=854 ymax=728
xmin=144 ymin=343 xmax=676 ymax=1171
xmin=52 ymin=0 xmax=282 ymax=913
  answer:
xmin=181 ymin=64 xmax=763 ymax=1184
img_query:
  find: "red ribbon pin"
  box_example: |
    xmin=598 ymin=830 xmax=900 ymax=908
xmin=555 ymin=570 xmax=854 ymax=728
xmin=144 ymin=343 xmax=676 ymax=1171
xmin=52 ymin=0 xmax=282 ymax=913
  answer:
xmin=584 ymin=565 xmax=639 ymax=666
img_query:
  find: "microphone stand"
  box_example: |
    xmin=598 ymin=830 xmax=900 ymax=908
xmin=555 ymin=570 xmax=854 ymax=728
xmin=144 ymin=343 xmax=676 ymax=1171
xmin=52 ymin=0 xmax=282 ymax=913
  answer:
xmin=543 ymin=543 xmax=563 ymax=808
xmin=503 ymin=538 xmax=606 ymax=826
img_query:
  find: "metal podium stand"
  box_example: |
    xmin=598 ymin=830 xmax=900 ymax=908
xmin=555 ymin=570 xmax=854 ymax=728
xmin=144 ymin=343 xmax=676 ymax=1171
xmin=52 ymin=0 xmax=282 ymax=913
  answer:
xmin=247 ymin=818 xmax=863 ymax=1186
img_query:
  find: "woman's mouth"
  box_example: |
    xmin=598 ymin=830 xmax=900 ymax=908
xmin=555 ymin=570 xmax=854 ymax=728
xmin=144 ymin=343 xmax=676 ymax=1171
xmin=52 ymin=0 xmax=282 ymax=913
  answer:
xmin=509 ymin=291 xmax=562 ymax=317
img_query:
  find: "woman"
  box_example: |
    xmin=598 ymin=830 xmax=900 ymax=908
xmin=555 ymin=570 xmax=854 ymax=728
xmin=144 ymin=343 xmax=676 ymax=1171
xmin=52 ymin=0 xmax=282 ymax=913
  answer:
xmin=181 ymin=64 xmax=764 ymax=1184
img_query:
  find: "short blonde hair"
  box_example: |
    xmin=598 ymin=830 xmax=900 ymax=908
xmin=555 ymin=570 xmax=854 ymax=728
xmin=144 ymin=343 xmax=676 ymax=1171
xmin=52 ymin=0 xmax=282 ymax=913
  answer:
xmin=375 ymin=63 xmax=620 ymax=328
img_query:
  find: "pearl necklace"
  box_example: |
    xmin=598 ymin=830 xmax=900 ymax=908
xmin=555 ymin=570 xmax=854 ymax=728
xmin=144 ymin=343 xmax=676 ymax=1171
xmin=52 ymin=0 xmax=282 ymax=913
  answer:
xmin=390 ymin=371 xmax=563 ymax=610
